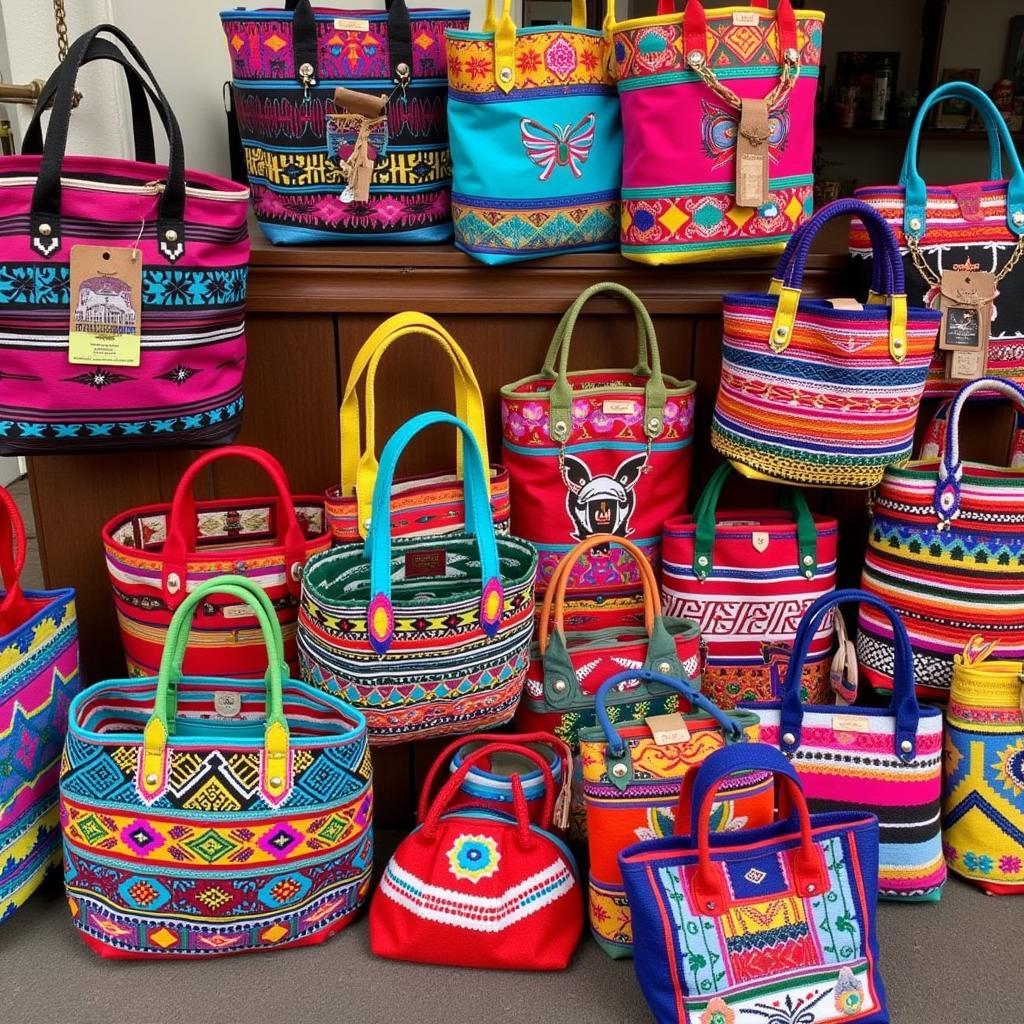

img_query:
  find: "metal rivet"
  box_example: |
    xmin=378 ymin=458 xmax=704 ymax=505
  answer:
xmin=657 ymin=661 xmax=672 ymax=674
xmin=804 ymin=570 xmax=813 ymax=579
xmin=776 ymin=325 xmax=789 ymax=338
xmin=802 ymin=555 xmax=814 ymax=566
xmin=807 ymin=883 xmax=816 ymax=893
xmin=1014 ymin=211 xmax=1024 ymax=227
xmin=38 ymin=222 xmax=52 ymax=236
xmin=706 ymin=900 xmax=716 ymax=910
xmin=784 ymin=47 xmax=799 ymax=64
xmin=552 ymin=679 xmax=568 ymax=693
xmin=611 ymin=762 xmax=628 ymax=779
xmin=290 ymin=562 xmax=302 ymax=582
xmin=164 ymin=228 xmax=178 ymax=243
xmin=167 ymin=572 xmax=181 ymax=594
xmin=687 ymin=50 xmax=704 ymax=67
xmin=363 ymin=517 xmax=372 ymax=530
xmin=396 ymin=62 xmax=410 ymax=76
xmin=900 ymin=739 xmax=913 ymax=754
xmin=299 ymin=61 xmax=314 ymax=78
xmin=909 ymin=217 xmax=922 ymax=232
xmin=145 ymin=773 xmax=158 ymax=785
xmin=270 ymin=776 xmax=283 ymax=787
xmin=648 ymin=417 xmax=660 ymax=430
xmin=782 ymin=731 xmax=796 ymax=746
xmin=499 ymin=67 xmax=513 ymax=83
xmin=554 ymin=420 xmax=567 ymax=435
xmin=697 ymin=555 xmax=709 ymax=566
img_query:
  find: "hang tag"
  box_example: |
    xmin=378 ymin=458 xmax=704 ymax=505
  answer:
xmin=214 ymin=691 xmax=242 ymax=718
xmin=334 ymin=17 xmax=370 ymax=31
xmin=405 ymin=548 xmax=445 ymax=579
xmin=733 ymin=10 xmax=760 ymax=26
xmin=68 ymin=244 xmax=142 ymax=366
xmin=553 ymin=749 xmax=573 ymax=831
xmin=735 ymin=97 xmax=770 ymax=210
xmin=327 ymin=88 xmax=389 ymax=204
xmin=647 ymin=713 xmax=691 ymax=746
xmin=938 ymin=268 xmax=995 ymax=381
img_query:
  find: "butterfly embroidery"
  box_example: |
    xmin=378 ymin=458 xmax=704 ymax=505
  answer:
xmin=520 ymin=113 xmax=597 ymax=181
xmin=699 ymin=99 xmax=789 ymax=170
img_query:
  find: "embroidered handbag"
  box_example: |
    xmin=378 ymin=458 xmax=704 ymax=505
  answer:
xmin=608 ymin=0 xmax=823 ymax=265
xmin=851 ymin=82 xmax=1024 ymax=397
xmin=712 ymin=198 xmax=940 ymax=488
xmin=0 ymin=486 xmax=79 ymax=922
xmin=502 ymin=282 xmax=696 ymax=596
xmin=578 ymin=669 xmax=772 ymax=959
xmin=858 ymin=377 xmax=1024 ymax=701
xmin=103 ymin=445 xmax=331 ymax=679
xmin=943 ymin=637 xmax=1024 ymax=895
xmin=620 ymin=743 xmax=889 ymax=1024
xmin=298 ymin=411 xmax=537 ymax=745
xmin=221 ymin=0 xmax=468 ymax=244
xmin=61 ymin=575 xmax=372 ymax=957
xmin=324 ymin=312 xmax=510 ymax=542
xmin=0 ymin=25 xmax=249 ymax=455
xmin=742 ymin=589 xmax=945 ymax=901
xmin=370 ymin=740 xmax=583 ymax=969
xmin=445 ymin=0 xmax=621 ymax=263
xmin=662 ymin=463 xmax=838 ymax=708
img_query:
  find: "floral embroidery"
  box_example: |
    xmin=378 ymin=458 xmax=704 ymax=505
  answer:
xmin=999 ymin=855 xmax=1022 ymax=875
xmin=699 ymin=998 xmax=735 ymax=1024
xmin=963 ymin=851 xmax=995 ymax=874
xmin=447 ymin=834 xmax=501 ymax=884
xmin=942 ymin=841 xmax=958 ymax=864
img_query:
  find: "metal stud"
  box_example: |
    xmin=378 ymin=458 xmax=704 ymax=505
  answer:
xmin=782 ymin=731 xmax=796 ymax=746
xmin=299 ymin=61 xmax=314 ymax=80
xmin=775 ymin=325 xmax=789 ymax=338
xmin=706 ymin=900 xmax=716 ymax=910
xmin=657 ymin=661 xmax=672 ymax=674
xmin=145 ymin=773 xmax=158 ymax=785
xmin=900 ymin=739 xmax=913 ymax=754
xmin=166 ymin=572 xmax=181 ymax=594
xmin=38 ymin=222 xmax=52 ymax=237
xmin=648 ymin=417 xmax=660 ymax=431
xmin=396 ymin=62 xmax=410 ymax=77
xmin=364 ymin=518 xmax=372 ymax=530
xmin=164 ymin=228 xmax=178 ymax=243
xmin=909 ymin=217 xmax=922 ymax=232
xmin=687 ymin=50 xmax=704 ymax=68
xmin=804 ymin=570 xmax=813 ymax=579
xmin=806 ymin=883 xmax=816 ymax=893
xmin=270 ymin=776 xmax=283 ymax=787
xmin=499 ymin=67 xmax=513 ymax=83
xmin=552 ymin=679 xmax=568 ymax=694
xmin=784 ymin=47 xmax=799 ymax=64
xmin=697 ymin=555 xmax=709 ymax=566
xmin=611 ymin=762 xmax=628 ymax=779
xmin=802 ymin=555 xmax=814 ymax=566
xmin=1014 ymin=211 xmax=1024 ymax=227
xmin=553 ymin=420 xmax=567 ymax=437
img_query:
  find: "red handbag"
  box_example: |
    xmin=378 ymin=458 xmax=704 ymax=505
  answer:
xmin=370 ymin=741 xmax=583 ymax=971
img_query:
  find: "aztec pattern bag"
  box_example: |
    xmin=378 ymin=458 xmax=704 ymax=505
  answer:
xmin=859 ymin=377 xmax=1024 ymax=702
xmin=621 ymin=743 xmax=889 ymax=1024
xmin=943 ymin=637 xmax=1024 ymax=895
xmin=370 ymin=740 xmax=582 ymax=969
xmin=743 ymin=589 xmax=946 ymax=901
xmin=578 ymin=669 xmax=772 ymax=959
xmin=298 ymin=411 xmax=537 ymax=745
xmin=445 ymin=0 xmax=621 ymax=263
xmin=0 ymin=25 xmax=249 ymax=455
xmin=662 ymin=463 xmax=838 ymax=708
xmin=324 ymin=311 xmax=510 ymax=542
xmin=61 ymin=576 xmax=372 ymax=957
xmin=712 ymin=198 xmax=939 ymax=488
xmin=502 ymin=283 xmax=696 ymax=596
xmin=103 ymin=445 xmax=331 ymax=679
xmin=851 ymin=82 xmax=1024 ymax=397
xmin=221 ymin=0 xmax=468 ymax=244
xmin=0 ymin=486 xmax=79 ymax=922
xmin=609 ymin=0 xmax=823 ymax=265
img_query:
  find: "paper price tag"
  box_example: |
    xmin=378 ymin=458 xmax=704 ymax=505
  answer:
xmin=647 ymin=713 xmax=691 ymax=746
xmin=334 ymin=17 xmax=370 ymax=31
xmin=68 ymin=244 xmax=142 ymax=367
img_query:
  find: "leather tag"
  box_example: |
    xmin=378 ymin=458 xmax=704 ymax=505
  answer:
xmin=328 ymin=90 xmax=389 ymax=203
xmin=938 ymin=268 xmax=995 ymax=380
xmin=333 ymin=88 xmax=387 ymax=118
xmin=736 ymin=97 xmax=770 ymax=209
xmin=214 ymin=691 xmax=242 ymax=718
xmin=647 ymin=713 xmax=691 ymax=746
xmin=827 ymin=298 xmax=865 ymax=310
xmin=751 ymin=531 xmax=769 ymax=552
xmin=949 ymin=183 xmax=984 ymax=222
xmin=68 ymin=244 xmax=142 ymax=367
xmin=405 ymin=548 xmax=445 ymax=578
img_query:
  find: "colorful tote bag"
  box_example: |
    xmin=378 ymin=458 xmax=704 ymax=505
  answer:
xmin=620 ymin=743 xmax=889 ymax=1024
xmin=0 ymin=486 xmax=79 ymax=922
xmin=1 ymin=25 xmax=249 ymax=455
xmin=502 ymin=282 xmax=696 ymax=596
xmin=743 ymin=589 xmax=945 ymax=902
xmin=609 ymin=0 xmax=823 ymax=265
xmin=221 ymin=0 xmax=468 ymax=244
xmin=103 ymin=445 xmax=331 ymax=680
xmin=858 ymin=377 xmax=1024 ymax=702
xmin=61 ymin=576 xmax=372 ymax=957
xmin=662 ymin=463 xmax=838 ymax=708
xmin=712 ymin=198 xmax=939 ymax=488
xmin=851 ymin=82 xmax=1024 ymax=397
xmin=578 ymin=669 xmax=772 ymax=959
xmin=445 ymin=0 xmax=621 ymax=263
xmin=325 ymin=312 xmax=510 ymax=542
xmin=298 ymin=411 xmax=537 ymax=745
xmin=370 ymin=740 xmax=582 ymax=969
xmin=943 ymin=637 xmax=1024 ymax=895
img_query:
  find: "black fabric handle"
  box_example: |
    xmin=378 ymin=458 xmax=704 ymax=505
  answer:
xmin=286 ymin=0 xmax=414 ymax=84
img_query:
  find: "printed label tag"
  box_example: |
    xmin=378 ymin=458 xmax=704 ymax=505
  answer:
xmin=334 ymin=17 xmax=371 ymax=31
xmin=214 ymin=691 xmax=242 ymax=718
xmin=647 ymin=713 xmax=691 ymax=746
xmin=223 ymin=604 xmax=257 ymax=620
xmin=603 ymin=400 xmax=636 ymax=415
xmin=405 ymin=548 xmax=446 ymax=579
xmin=733 ymin=11 xmax=760 ymax=25
xmin=68 ymin=244 xmax=142 ymax=366
xmin=834 ymin=713 xmax=871 ymax=733
xmin=938 ymin=268 xmax=995 ymax=381
xmin=735 ymin=97 xmax=770 ymax=209
xmin=751 ymin=531 xmax=770 ymax=552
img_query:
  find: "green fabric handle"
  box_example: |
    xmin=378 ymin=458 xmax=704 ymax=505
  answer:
xmin=692 ymin=464 xmax=818 ymax=580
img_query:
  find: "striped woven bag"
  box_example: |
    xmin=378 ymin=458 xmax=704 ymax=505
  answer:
xmin=711 ymin=197 xmax=940 ymax=488
xmin=741 ymin=588 xmax=946 ymax=902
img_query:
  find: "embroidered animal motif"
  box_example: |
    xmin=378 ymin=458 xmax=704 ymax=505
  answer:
xmin=699 ymin=100 xmax=789 ymax=171
xmin=520 ymin=113 xmax=597 ymax=181
xmin=561 ymin=453 xmax=646 ymax=541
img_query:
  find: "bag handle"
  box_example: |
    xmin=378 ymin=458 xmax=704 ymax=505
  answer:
xmin=485 ymin=0 xmax=588 ymax=93
xmin=919 ymin=391 xmax=1024 ymax=464
xmin=139 ymin=575 xmax=291 ymax=807
xmin=28 ymin=25 xmax=187 ymax=262
xmin=160 ymin=445 xmax=309 ymax=610
xmin=769 ymin=198 xmax=909 ymax=362
xmin=934 ymin=376 xmax=1024 ymax=528
xmin=0 ymin=486 xmax=33 ymax=634
xmin=900 ymin=81 xmax=1024 ymax=240
xmin=780 ymin=588 xmax=921 ymax=760
xmin=364 ymin=412 xmax=498 ymax=655
xmin=421 ymin=741 xmax=557 ymax=842
xmin=287 ymin=0 xmax=413 ymax=91
xmin=544 ymin=283 xmax=667 ymax=444
xmin=683 ymin=0 xmax=798 ymax=79
xmin=339 ymin=312 xmax=490 ymax=538
xmin=690 ymin=464 xmax=818 ymax=580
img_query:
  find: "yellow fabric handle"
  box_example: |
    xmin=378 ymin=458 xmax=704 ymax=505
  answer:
xmin=486 ymin=0 xmax=588 ymax=92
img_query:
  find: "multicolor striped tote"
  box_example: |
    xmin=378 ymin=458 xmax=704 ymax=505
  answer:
xmin=1 ymin=26 xmax=249 ymax=454
xmin=712 ymin=198 xmax=939 ymax=488
xmin=621 ymin=743 xmax=889 ymax=1024
xmin=661 ymin=463 xmax=838 ymax=708
xmin=578 ymin=669 xmax=771 ymax=959
xmin=859 ymin=376 xmax=1024 ymax=701
xmin=943 ymin=637 xmax=1024 ymax=895
xmin=1 ymin=486 xmax=79 ymax=922
xmin=610 ymin=0 xmax=823 ymax=265
xmin=742 ymin=589 xmax=946 ymax=901
xmin=851 ymin=82 xmax=1024 ymax=397
xmin=298 ymin=411 xmax=537 ymax=745
xmin=445 ymin=0 xmax=621 ymax=263
xmin=61 ymin=576 xmax=372 ymax=957
xmin=103 ymin=445 xmax=331 ymax=679
xmin=221 ymin=1 xmax=468 ymax=244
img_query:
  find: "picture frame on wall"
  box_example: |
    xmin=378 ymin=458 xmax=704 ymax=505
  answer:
xmin=934 ymin=68 xmax=982 ymax=128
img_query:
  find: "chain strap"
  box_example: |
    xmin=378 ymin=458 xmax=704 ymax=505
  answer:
xmin=908 ymin=234 xmax=1024 ymax=289
xmin=53 ymin=0 xmax=69 ymax=62
xmin=687 ymin=46 xmax=801 ymax=113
